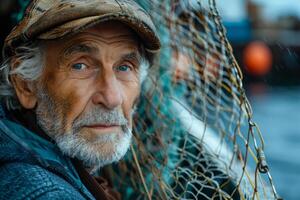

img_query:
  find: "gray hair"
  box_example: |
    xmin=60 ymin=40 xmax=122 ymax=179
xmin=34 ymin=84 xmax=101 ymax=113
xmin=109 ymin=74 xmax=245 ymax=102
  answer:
xmin=0 ymin=42 xmax=44 ymax=110
xmin=0 ymin=41 xmax=150 ymax=110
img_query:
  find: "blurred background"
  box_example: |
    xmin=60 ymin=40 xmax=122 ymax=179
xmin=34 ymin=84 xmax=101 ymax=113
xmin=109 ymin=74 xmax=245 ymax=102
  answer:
xmin=218 ymin=0 xmax=300 ymax=199
xmin=0 ymin=0 xmax=299 ymax=199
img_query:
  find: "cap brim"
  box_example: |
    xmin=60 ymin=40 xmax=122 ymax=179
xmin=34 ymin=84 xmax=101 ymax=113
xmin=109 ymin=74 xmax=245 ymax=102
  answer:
xmin=38 ymin=14 xmax=161 ymax=51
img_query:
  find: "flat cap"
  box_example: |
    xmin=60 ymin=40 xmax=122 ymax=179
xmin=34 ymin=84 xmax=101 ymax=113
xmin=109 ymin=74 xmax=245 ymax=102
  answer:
xmin=3 ymin=0 xmax=161 ymax=58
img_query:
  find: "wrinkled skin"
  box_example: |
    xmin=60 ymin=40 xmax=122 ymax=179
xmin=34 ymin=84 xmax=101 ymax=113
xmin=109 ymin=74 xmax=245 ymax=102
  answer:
xmin=14 ymin=21 xmax=143 ymax=167
xmin=40 ymin=21 xmax=141 ymax=139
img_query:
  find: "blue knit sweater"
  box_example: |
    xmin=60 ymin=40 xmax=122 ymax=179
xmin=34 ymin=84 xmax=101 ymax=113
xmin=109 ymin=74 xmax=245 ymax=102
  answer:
xmin=0 ymin=106 xmax=95 ymax=200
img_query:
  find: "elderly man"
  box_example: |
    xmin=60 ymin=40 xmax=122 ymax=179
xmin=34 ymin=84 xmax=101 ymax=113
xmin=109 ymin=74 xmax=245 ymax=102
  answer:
xmin=0 ymin=0 xmax=160 ymax=199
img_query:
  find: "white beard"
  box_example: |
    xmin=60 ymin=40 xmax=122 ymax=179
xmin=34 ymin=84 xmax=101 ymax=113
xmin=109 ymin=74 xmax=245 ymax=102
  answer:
xmin=35 ymin=87 xmax=132 ymax=169
xmin=54 ymin=125 xmax=132 ymax=169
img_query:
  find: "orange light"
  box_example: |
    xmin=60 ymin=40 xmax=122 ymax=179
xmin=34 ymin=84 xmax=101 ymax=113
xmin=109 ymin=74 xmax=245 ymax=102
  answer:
xmin=243 ymin=41 xmax=272 ymax=76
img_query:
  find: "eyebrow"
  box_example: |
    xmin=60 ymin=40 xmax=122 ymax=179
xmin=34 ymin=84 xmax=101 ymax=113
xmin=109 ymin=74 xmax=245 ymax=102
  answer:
xmin=63 ymin=43 xmax=99 ymax=57
xmin=60 ymin=43 xmax=143 ymax=67
xmin=121 ymin=52 xmax=142 ymax=65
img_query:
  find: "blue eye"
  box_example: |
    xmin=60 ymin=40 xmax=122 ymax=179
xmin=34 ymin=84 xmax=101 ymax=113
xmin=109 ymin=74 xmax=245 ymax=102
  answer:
xmin=116 ymin=65 xmax=131 ymax=72
xmin=72 ymin=63 xmax=87 ymax=70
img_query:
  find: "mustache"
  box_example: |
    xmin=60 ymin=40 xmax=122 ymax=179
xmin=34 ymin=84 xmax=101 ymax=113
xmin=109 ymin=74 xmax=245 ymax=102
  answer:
xmin=73 ymin=107 xmax=128 ymax=129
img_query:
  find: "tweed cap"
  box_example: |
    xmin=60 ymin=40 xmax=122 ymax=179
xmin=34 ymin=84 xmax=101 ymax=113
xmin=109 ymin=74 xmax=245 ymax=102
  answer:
xmin=3 ymin=0 xmax=161 ymax=58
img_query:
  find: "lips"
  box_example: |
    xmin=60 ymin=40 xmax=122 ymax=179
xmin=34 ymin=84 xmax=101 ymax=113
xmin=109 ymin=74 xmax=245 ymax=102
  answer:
xmin=84 ymin=124 xmax=120 ymax=129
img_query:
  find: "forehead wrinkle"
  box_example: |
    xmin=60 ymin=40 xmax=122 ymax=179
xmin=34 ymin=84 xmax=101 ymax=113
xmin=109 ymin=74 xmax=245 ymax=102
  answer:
xmin=53 ymin=33 xmax=140 ymax=68
xmin=79 ymin=32 xmax=138 ymax=45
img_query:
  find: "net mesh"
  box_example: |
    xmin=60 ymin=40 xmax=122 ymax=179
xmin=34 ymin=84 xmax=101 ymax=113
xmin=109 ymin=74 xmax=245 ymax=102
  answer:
xmin=103 ymin=0 xmax=282 ymax=199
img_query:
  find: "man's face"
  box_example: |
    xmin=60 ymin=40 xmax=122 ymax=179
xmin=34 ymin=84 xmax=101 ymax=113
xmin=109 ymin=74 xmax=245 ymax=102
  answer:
xmin=34 ymin=21 xmax=142 ymax=168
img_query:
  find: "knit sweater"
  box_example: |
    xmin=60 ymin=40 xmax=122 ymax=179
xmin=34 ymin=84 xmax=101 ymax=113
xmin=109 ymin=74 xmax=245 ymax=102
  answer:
xmin=0 ymin=105 xmax=95 ymax=200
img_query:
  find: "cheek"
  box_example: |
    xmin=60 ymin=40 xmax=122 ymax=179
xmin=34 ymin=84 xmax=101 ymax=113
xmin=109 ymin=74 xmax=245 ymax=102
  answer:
xmin=121 ymin=81 xmax=140 ymax=125
xmin=42 ymin=72 xmax=95 ymax=130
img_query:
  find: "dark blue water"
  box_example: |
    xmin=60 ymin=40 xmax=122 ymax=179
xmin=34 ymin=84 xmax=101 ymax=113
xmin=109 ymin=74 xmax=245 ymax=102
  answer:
xmin=248 ymin=85 xmax=300 ymax=200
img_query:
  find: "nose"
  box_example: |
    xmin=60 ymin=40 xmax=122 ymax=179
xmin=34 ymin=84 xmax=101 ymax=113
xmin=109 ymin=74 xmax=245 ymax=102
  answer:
xmin=92 ymin=70 xmax=123 ymax=109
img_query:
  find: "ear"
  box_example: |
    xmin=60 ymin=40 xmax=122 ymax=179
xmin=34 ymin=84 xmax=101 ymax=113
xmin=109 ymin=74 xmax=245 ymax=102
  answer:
xmin=10 ymin=59 xmax=37 ymax=109
xmin=12 ymin=76 xmax=37 ymax=109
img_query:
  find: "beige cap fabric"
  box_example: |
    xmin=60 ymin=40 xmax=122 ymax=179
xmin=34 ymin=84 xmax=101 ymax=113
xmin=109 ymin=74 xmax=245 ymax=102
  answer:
xmin=3 ymin=0 xmax=161 ymax=58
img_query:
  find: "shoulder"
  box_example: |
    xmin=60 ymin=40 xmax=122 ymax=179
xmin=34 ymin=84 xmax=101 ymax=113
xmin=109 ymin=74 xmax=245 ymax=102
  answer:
xmin=0 ymin=162 xmax=86 ymax=200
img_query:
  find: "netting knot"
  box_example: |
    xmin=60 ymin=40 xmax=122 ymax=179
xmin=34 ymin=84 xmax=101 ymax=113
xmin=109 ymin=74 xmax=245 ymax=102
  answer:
xmin=257 ymin=148 xmax=269 ymax=173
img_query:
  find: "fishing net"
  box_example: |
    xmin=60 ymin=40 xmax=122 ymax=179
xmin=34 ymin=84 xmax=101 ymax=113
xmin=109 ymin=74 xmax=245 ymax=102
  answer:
xmin=105 ymin=0 xmax=282 ymax=199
